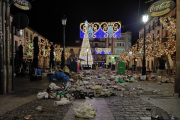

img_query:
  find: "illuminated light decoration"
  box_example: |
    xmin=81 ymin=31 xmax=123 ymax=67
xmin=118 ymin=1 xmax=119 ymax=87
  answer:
xmin=38 ymin=39 xmax=53 ymax=58
xmin=88 ymin=26 xmax=93 ymax=38
xmin=65 ymin=52 xmax=71 ymax=60
xmin=80 ymin=21 xmax=121 ymax=38
xmin=113 ymin=28 xmax=121 ymax=38
xmin=80 ymin=29 xmax=85 ymax=39
xmin=101 ymin=50 xmax=105 ymax=54
xmin=95 ymin=48 xmax=111 ymax=54
xmin=107 ymin=26 xmax=114 ymax=38
xmin=25 ymin=37 xmax=33 ymax=60
xmin=54 ymin=44 xmax=62 ymax=61
xmin=93 ymin=28 xmax=108 ymax=38
xmin=79 ymin=21 xmax=93 ymax=65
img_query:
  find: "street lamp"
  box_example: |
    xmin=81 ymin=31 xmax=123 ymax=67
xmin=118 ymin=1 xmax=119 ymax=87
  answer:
xmin=87 ymin=48 xmax=89 ymax=67
xmin=142 ymin=14 xmax=148 ymax=75
xmin=61 ymin=15 xmax=67 ymax=69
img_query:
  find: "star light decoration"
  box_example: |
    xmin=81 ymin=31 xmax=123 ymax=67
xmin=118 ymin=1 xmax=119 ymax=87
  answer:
xmin=80 ymin=21 xmax=121 ymax=38
xmin=38 ymin=39 xmax=53 ymax=58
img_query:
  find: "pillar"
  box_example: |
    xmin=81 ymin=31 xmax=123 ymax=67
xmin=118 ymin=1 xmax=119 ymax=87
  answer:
xmin=5 ymin=2 xmax=12 ymax=93
xmin=0 ymin=0 xmax=4 ymax=95
xmin=175 ymin=0 xmax=180 ymax=94
xmin=2 ymin=0 xmax=6 ymax=94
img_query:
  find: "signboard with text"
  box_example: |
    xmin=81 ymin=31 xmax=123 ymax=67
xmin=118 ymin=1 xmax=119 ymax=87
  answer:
xmin=13 ymin=0 xmax=31 ymax=10
xmin=148 ymin=0 xmax=175 ymax=17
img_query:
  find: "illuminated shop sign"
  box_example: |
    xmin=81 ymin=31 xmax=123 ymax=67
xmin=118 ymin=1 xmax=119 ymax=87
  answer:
xmin=148 ymin=0 xmax=175 ymax=17
xmin=13 ymin=0 xmax=32 ymax=10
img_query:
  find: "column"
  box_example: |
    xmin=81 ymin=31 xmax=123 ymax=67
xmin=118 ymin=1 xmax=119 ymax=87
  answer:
xmin=2 ymin=0 xmax=6 ymax=94
xmin=175 ymin=0 xmax=180 ymax=94
xmin=0 ymin=0 xmax=4 ymax=94
xmin=6 ymin=3 xmax=12 ymax=93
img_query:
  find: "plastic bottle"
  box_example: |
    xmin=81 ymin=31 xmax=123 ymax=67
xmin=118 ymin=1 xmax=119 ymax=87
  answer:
xmin=56 ymin=94 xmax=60 ymax=100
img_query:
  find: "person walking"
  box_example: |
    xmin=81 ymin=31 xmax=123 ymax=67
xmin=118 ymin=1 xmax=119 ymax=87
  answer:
xmin=156 ymin=55 xmax=168 ymax=81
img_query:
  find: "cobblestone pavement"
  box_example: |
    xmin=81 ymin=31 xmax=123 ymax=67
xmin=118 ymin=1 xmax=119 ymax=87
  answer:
xmin=0 ymin=99 xmax=71 ymax=120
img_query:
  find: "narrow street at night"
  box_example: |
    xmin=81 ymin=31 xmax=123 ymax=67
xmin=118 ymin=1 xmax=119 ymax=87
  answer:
xmin=0 ymin=0 xmax=180 ymax=120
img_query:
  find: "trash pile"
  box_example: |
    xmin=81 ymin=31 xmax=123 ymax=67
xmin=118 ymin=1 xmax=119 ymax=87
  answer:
xmin=36 ymin=68 xmax=175 ymax=119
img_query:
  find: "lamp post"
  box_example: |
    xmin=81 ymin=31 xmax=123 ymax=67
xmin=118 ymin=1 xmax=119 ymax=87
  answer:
xmin=87 ymin=48 xmax=89 ymax=67
xmin=61 ymin=15 xmax=67 ymax=69
xmin=142 ymin=14 xmax=148 ymax=75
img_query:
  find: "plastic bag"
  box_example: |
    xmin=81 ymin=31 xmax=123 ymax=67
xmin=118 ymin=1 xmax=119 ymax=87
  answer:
xmin=54 ymin=98 xmax=70 ymax=106
xmin=49 ymin=82 xmax=60 ymax=90
xmin=74 ymin=103 xmax=96 ymax=119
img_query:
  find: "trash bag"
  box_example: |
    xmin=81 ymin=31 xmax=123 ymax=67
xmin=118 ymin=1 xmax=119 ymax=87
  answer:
xmin=62 ymin=76 xmax=69 ymax=81
xmin=49 ymin=74 xmax=56 ymax=81
xmin=55 ymin=72 xmax=67 ymax=80
xmin=54 ymin=98 xmax=70 ymax=106
xmin=49 ymin=72 xmax=69 ymax=81
xmin=37 ymin=69 xmax=42 ymax=75
xmin=118 ymin=78 xmax=125 ymax=83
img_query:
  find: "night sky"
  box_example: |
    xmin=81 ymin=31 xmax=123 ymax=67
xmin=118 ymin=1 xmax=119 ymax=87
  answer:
xmin=10 ymin=0 xmax=164 ymax=45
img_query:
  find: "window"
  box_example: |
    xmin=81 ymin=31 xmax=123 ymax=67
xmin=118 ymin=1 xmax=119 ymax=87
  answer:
xmin=128 ymin=43 xmax=131 ymax=47
xmin=122 ymin=43 xmax=124 ymax=46
xmin=100 ymin=42 xmax=104 ymax=47
xmin=26 ymin=32 xmax=28 ymax=37
xmin=128 ymin=36 xmax=131 ymax=41
xmin=15 ymin=41 xmax=18 ymax=51
xmin=95 ymin=43 xmax=98 ymax=47
xmin=103 ymin=43 xmax=105 ymax=47
xmin=109 ymin=43 xmax=111 ymax=46
xmin=116 ymin=49 xmax=123 ymax=54
xmin=157 ymin=30 xmax=160 ymax=35
xmin=20 ymin=30 xmax=23 ymax=36
xmin=121 ymin=37 xmax=124 ymax=40
xmin=100 ymin=38 xmax=105 ymax=41
xmin=30 ymin=34 xmax=32 ymax=40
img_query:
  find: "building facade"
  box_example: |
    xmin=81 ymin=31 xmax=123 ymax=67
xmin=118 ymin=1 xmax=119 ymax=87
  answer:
xmin=88 ymin=31 xmax=132 ymax=65
xmin=106 ymin=31 xmax=132 ymax=65
xmin=138 ymin=7 xmax=177 ymax=72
